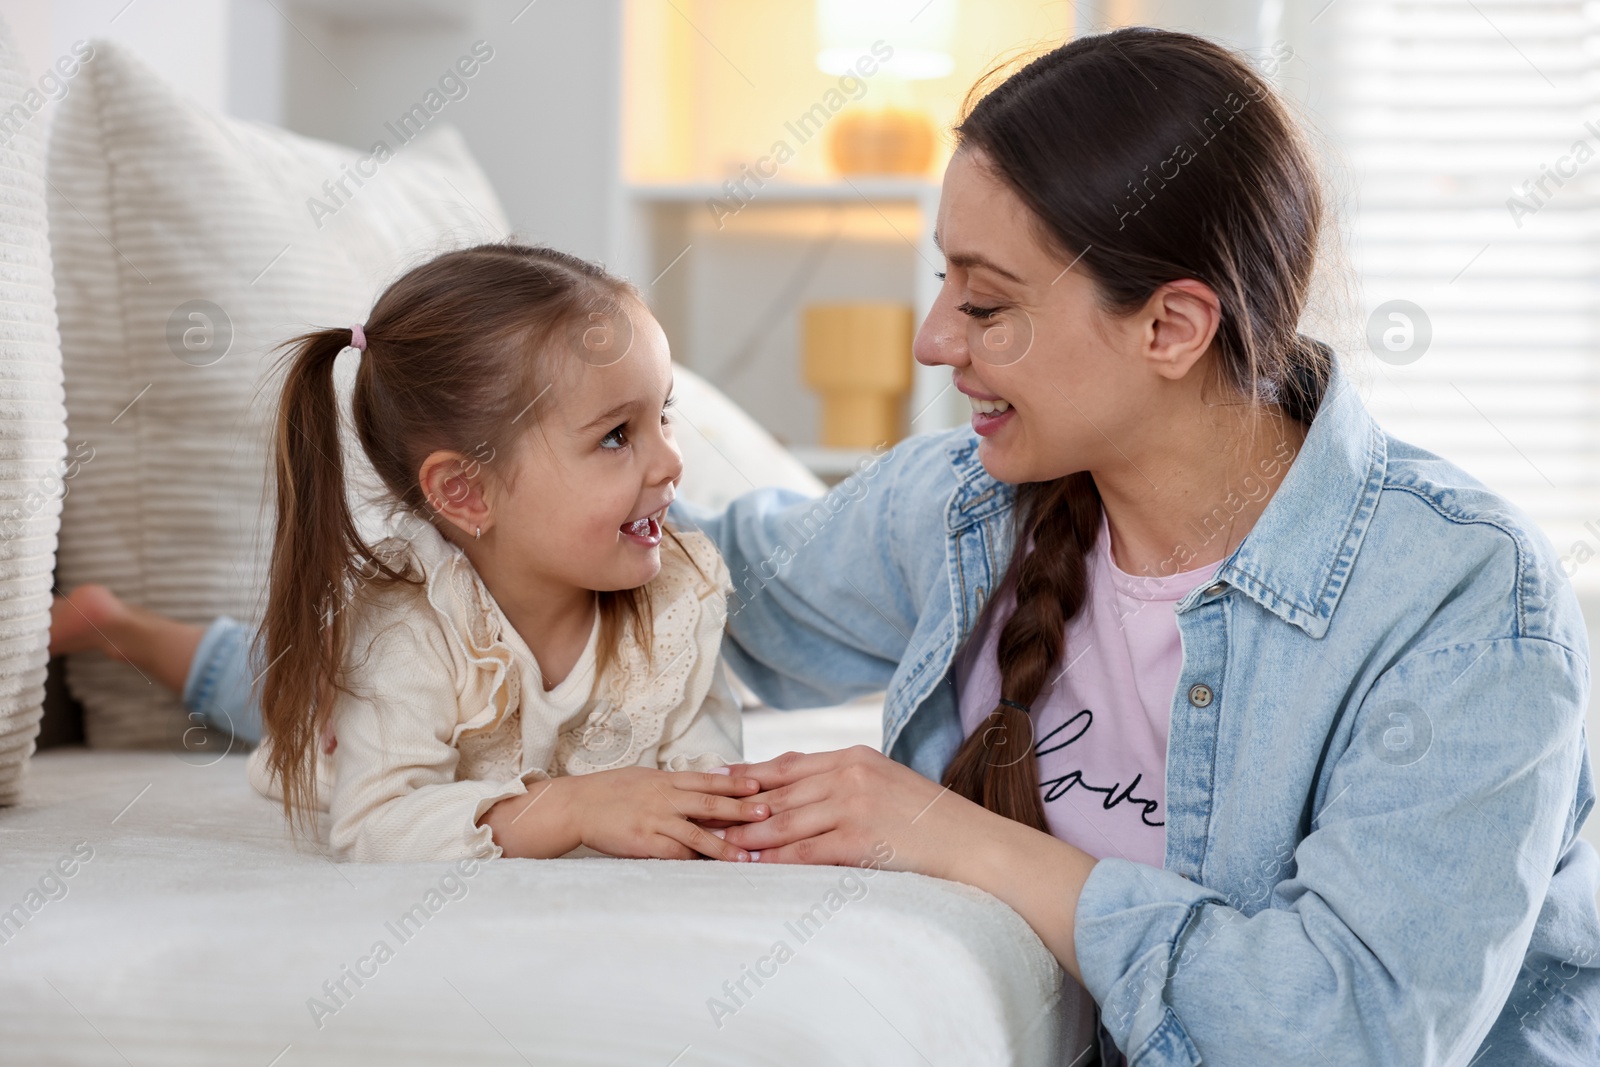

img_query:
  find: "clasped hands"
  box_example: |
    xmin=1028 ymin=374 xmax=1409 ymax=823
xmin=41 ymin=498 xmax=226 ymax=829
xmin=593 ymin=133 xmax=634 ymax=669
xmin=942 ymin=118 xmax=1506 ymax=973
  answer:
xmin=701 ymin=745 xmax=968 ymax=876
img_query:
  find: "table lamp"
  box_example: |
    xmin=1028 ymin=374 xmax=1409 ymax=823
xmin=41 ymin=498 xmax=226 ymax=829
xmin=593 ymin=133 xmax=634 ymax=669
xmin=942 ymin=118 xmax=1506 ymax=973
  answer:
xmin=816 ymin=0 xmax=956 ymax=176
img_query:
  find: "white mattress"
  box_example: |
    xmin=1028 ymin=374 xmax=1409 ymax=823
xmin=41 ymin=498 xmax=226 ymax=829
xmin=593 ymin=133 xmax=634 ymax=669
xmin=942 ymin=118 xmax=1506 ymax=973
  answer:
xmin=0 ymin=746 xmax=1096 ymax=1065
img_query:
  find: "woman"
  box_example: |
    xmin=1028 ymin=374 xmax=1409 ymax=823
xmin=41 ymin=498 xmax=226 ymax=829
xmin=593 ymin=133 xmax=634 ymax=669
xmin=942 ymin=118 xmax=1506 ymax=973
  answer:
xmin=681 ymin=28 xmax=1600 ymax=1067
xmin=53 ymin=28 xmax=1599 ymax=1065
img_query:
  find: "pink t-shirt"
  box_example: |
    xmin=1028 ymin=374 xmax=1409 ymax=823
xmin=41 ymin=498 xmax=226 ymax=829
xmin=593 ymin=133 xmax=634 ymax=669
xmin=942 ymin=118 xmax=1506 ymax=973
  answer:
xmin=954 ymin=513 xmax=1222 ymax=868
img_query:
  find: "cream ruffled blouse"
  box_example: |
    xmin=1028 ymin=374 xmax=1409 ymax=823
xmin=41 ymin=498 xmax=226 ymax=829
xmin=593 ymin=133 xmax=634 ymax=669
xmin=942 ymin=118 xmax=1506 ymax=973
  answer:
xmin=247 ymin=518 xmax=742 ymax=862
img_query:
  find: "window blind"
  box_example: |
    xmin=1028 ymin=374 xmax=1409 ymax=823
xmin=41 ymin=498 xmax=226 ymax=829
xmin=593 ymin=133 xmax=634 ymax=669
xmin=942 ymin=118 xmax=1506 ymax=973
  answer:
xmin=1327 ymin=0 xmax=1600 ymax=588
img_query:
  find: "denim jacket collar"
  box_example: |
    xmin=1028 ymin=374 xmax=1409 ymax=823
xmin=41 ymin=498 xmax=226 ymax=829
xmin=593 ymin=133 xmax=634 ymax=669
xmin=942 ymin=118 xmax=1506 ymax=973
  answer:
xmin=939 ymin=354 xmax=1386 ymax=640
xmin=941 ymin=431 xmax=1016 ymax=534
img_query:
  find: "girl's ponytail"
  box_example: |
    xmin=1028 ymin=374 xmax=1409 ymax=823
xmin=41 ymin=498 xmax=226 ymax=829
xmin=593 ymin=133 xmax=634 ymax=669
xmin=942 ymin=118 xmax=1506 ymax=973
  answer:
xmin=258 ymin=326 xmax=376 ymax=827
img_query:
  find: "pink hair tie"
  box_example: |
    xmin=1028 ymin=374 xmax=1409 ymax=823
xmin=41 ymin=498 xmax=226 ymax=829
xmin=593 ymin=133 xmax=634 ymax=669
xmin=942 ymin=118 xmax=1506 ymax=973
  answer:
xmin=350 ymin=323 xmax=367 ymax=351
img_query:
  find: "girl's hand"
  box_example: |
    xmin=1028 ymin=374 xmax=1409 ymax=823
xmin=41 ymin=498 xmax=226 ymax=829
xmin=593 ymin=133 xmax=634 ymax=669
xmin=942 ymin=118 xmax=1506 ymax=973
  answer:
xmin=560 ymin=766 xmax=770 ymax=862
xmin=718 ymin=746 xmax=986 ymax=876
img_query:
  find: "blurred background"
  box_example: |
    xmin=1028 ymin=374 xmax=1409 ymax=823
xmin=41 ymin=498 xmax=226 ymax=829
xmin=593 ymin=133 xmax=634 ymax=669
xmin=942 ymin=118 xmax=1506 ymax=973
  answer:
xmin=3 ymin=0 xmax=1582 ymax=528
xmin=5 ymin=1 xmax=1599 ymax=851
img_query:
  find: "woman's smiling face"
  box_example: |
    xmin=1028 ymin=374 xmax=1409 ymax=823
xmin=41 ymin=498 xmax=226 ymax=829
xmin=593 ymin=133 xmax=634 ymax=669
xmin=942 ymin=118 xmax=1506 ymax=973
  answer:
xmin=914 ymin=148 xmax=1165 ymax=486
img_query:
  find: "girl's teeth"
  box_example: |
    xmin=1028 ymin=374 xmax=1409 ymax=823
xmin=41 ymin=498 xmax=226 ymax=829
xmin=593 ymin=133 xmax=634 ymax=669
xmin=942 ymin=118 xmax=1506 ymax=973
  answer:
xmin=969 ymin=396 xmax=1011 ymax=415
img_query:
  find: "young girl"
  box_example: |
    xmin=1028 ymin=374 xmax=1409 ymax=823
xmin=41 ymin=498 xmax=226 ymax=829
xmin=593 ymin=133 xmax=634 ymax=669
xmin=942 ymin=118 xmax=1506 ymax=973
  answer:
xmin=222 ymin=242 xmax=766 ymax=863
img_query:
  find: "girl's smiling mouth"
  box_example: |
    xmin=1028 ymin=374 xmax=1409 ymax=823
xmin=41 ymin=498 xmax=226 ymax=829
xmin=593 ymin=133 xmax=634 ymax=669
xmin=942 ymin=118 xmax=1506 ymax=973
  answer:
xmin=619 ymin=509 xmax=664 ymax=547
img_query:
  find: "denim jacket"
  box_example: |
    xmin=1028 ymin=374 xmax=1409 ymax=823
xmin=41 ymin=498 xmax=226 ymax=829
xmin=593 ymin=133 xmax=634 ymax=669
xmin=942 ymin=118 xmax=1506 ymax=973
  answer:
xmin=673 ymin=356 xmax=1600 ymax=1065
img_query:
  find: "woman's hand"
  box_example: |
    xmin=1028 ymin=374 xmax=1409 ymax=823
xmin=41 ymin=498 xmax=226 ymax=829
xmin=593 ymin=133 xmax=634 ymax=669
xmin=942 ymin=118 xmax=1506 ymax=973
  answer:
xmin=483 ymin=767 xmax=770 ymax=862
xmin=718 ymin=745 xmax=982 ymax=876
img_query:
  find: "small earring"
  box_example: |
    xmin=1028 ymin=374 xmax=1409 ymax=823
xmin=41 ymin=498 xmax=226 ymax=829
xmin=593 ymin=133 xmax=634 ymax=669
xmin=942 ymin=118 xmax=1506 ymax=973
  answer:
xmin=475 ymin=526 xmax=481 ymax=540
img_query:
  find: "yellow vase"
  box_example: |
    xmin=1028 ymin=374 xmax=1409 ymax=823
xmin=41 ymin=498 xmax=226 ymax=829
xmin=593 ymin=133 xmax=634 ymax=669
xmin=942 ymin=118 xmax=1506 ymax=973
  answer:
xmin=803 ymin=303 xmax=915 ymax=448
xmin=827 ymin=108 xmax=936 ymax=176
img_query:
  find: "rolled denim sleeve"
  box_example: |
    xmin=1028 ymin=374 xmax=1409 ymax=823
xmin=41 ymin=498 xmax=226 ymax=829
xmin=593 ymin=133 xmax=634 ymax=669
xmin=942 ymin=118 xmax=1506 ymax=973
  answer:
xmin=1076 ymin=636 xmax=1594 ymax=1065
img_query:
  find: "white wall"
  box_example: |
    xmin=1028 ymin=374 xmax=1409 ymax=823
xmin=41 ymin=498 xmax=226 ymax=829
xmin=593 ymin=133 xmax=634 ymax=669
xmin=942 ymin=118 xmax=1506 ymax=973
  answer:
xmin=226 ymin=0 xmax=286 ymax=124
xmin=50 ymin=0 xmax=230 ymax=109
xmin=280 ymin=0 xmax=621 ymax=265
xmin=1 ymin=0 xmax=618 ymax=262
xmin=0 ymin=0 xmax=281 ymax=136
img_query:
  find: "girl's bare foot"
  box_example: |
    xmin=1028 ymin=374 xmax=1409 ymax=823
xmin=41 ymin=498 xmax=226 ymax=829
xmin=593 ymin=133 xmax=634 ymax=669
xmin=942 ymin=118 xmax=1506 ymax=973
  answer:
xmin=49 ymin=584 xmax=130 ymax=659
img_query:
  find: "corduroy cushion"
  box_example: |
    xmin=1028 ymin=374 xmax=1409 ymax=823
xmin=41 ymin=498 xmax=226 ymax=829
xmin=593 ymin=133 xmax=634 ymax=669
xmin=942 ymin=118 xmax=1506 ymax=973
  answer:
xmin=0 ymin=17 xmax=69 ymax=801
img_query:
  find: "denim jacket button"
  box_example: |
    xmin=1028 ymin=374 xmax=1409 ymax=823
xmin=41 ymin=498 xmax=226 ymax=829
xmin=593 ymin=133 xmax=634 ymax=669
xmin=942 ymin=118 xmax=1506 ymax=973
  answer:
xmin=1188 ymin=683 xmax=1214 ymax=708
xmin=1204 ymin=582 xmax=1227 ymax=596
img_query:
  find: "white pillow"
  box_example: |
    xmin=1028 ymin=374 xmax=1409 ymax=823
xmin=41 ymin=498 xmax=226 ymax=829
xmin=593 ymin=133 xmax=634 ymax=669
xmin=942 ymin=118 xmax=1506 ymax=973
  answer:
xmin=0 ymin=17 xmax=68 ymax=799
xmin=51 ymin=41 xmax=507 ymax=748
xmin=671 ymin=370 xmax=824 ymax=510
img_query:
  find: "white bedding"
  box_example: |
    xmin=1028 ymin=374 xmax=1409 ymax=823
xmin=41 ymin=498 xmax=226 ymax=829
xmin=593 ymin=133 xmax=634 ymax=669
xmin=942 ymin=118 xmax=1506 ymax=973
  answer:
xmin=0 ymin=748 xmax=1096 ymax=1065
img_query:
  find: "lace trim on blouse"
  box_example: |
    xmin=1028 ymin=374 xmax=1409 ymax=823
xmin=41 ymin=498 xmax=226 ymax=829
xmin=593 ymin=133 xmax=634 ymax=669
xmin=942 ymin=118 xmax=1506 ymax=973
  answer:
xmin=373 ymin=518 xmax=729 ymax=779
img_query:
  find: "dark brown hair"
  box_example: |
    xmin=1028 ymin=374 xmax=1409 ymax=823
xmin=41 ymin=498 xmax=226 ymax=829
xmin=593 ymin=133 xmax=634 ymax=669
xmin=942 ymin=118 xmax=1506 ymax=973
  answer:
xmin=940 ymin=29 xmax=1330 ymax=830
xmin=258 ymin=242 xmax=679 ymax=826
